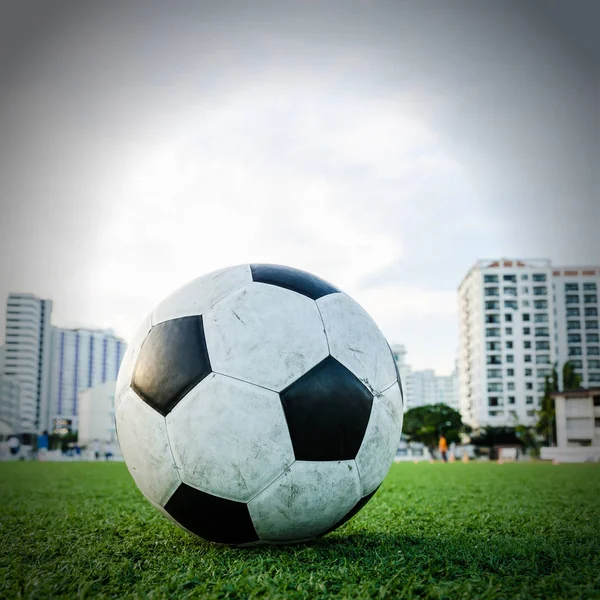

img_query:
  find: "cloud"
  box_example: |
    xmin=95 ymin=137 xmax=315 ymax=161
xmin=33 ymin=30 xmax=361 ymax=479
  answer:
xmin=68 ymin=85 xmax=467 ymax=343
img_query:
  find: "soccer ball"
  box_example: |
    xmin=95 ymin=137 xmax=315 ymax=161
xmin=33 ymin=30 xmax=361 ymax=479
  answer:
xmin=115 ymin=264 xmax=403 ymax=545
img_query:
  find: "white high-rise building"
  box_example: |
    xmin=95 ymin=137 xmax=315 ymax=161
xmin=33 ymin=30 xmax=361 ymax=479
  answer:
xmin=2 ymin=293 xmax=54 ymax=434
xmin=390 ymin=344 xmax=414 ymax=407
xmin=77 ymin=380 xmax=118 ymax=445
xmin=552 ymin=266 xmax=600 ymax=388
xmin=458 ymin=259 xmax=555 ymax=428
xmin=408 ymin=368 xmax=460 ymax=411
xmin=0 ymin=377 xmax=20 ymax=433
xmin=410 ymin=370 xmax=437 ymax=408
xmin=48 ymin=328 xmax=126 ymax=427
xmin=390 ymin=344 xmax=459 ymax=411
xmin=434 ymin=363 xmax=460 ymax=411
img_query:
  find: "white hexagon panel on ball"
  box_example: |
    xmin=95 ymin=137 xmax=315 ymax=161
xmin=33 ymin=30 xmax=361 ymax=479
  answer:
xmin=166 ymin=373 xmax=295 ymax=503
xmin=203 ymin=282 xmax=329 ymax=392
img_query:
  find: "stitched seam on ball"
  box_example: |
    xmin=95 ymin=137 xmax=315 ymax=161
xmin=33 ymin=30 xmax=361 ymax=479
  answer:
xmin=314 ymin=301 xmax=331 ymax=355
xmin=163 ymin=417 xmax=183 ymax=485
xmin=211 ymin=370 xmax=280 ymax=394
xmin=246 ymin=459 xmax=297 ymax=504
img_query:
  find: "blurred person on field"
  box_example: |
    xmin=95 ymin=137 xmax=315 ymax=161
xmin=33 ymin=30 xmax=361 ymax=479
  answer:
xmin=439 ymin=434 xmax=448 ymax=463
xmin=37 ymin=430 xmax=49 ymax=460
xmin=8 ymin=436 xmax=20 ymax=459
xmin=104 ymin=441 xmax=114 ymax=461
xmin=92 ymin=438 xmax=101 ymax=460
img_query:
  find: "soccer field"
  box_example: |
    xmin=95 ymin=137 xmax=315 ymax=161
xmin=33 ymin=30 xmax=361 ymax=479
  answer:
xmin=1 ymin=462 xmax=599 ymax=599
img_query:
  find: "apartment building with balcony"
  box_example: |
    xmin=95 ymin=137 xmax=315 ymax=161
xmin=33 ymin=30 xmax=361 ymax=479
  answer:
xmin=540 ymin=388 xmax=600 ymax=462
xmin=552 ymin=267 xmax=600 ymax=388
xmin=458 ymin=259 xmax=555 ymax=428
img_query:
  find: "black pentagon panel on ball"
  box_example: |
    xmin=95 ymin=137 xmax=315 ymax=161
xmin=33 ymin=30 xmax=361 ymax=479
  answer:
xmin=280 ymin=356 xmax=373 ymax=461
xmin=319 ymin=487 xmax=379 ymax=537
xmin=164 ymin=483 xmax=259 ymax=545
xmin=132 ymin=316 xmax=211 ymax=416
xmin=250 ymin=264 xmax=340 ymax=300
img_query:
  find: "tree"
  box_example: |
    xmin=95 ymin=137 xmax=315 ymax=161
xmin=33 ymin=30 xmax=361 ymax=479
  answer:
xmin=535 ymin=361 xmax=581 ymax=447
xmin=470 ymin=426 xmax=523 ymax=447
xmin=536 ymin=363 xmax=559 ymax=446
xmin=563 ymin=361 xmax=582 ymax=391
xmin=515 ymin=424 xmax=540 ymax=454
xmin=402 ymin=403 xmax=465 ymax=457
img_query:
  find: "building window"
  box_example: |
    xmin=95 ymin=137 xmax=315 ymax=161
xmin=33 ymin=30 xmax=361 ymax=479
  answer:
xmin=486 ymin=341 xmax=502 ymax=351
xmin=485 ymin=301 xmax=500 ymax=310
xmin=534 ymin=313 xmax=548 ymax=323
xmin=565 ymin=283 xmax=579 ymax=292
xmin=488 ymin=396 xmax=502 ymax=406
xmin=536 ymin=340 xmax=550 ymax=350
xmin=526 ymin=382 xmax=533 ymax=390
xmin=487 ymin=355 xmax=502 ymax=364
xmin=534 ymin=300 xmax=548 ymax=309
xmin=583 ymin=282 xmax=597 ymax=292
xmin=588 ymin=347 xmax=600 ymax=356
xmin=526 ymin=396 xmax=534 ymax=404
xmin=584 ymin=294 xmax=598 ymax=303
xmin=585 ymin=307 xmax=598 ymax=317
xmin=503 ymin=274 xmax=516 ymax=283
xmin=486 ymin=328 xmax=501 ymax=338
xmin=507 ymin=382 xmax=515 ymax=391
xmin=524 ymin=340 xmax=532 ymax=349
xmin=508 ymin=396 xmax=516 ymax=405
xmin=568 ymin=334 xmax=582 ymax=343
xmin=587 ymin=333 xmax=599 ymax=343
xmin=566 ymin=294 xmax=580 ymax=304
xmin=507 ymin=368 xmax=514 ymax=376
xmin=523 ymin=327 xmax=531 ymax=335
xmin=505 ymin=300 xmax=518 ymax=310
xmin=535 ymin=327 xmax=549 ymax=336
xmin=506 ymin=354 xmax=514 ymax=363
xmin=590 ymin=374 xmax=600 ymax=383
xmin=521 ymin=274 xmax=529 ymax=281
xmin=487 ymin=369 xmax=502 ymax=379
xmin=588 ymin=359 xmax=600 ymax=369
xmin=593 ymin=396 xmax=600 ymax=407
xmin=586 ymin=320 xmax=599 ymax=330
xmin=488 ymin=383 xmax=503 ymax=392
xmin=527 ymin=410 xmax=536 ymax=417
xmin=524 ymin=354 xmax=532 ymax=363
xmin=485 ymin=314 xmax=501 ymax=323
xmin=569 ymin=360 xmax=583 ymax=368
xmin=506 ymin=327 xmax=513 ymax=335
xmin=523 ymin=300 xmax=530 ymax=307
xmin=532 ymin=273 xmax=546 ymax=282
xmin=536 ymin=355 xmax=550 ymax=364
xmin=505 ymin=313 xmax=513 ymax=322
xmin=521 ymin=286 xmax=529 ymax=294
xmin=533 ymin=286 xmax=547 ymax=296
xmin=537 ymin=368 xmax=551 ymax=378
xmin=568 ymin=347 xmax=582 ymax=356
xmin=525 ymin=368 xmax=532 ymax=376
xmin=504 ymin=287 xmax=517 ymax=296
xmin=506 ymin=341 xmax=514 ymax=349
xmin=485 ymin=287 xmax=500 ymax=296
xmin=523 ymin=313 xmax=530 ymax=321
xmin=484 ymin=274 xmax=499 ymax=283
xmin=537 ymin=382 xmax=545 ymax=392
xmin=567 ymin=307 xmax=580 ymax=317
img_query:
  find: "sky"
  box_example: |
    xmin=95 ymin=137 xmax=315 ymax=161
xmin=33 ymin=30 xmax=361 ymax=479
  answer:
xmin=0 ymin=0 xmax=598 ymax=375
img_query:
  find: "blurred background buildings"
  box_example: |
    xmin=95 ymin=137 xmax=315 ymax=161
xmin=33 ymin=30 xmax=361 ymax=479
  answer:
xmin=0 ymin=256 xmax=598 ymax=460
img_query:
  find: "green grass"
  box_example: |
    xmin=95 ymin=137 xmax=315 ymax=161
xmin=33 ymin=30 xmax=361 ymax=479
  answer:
xmin=1 ymin=462 xmax=599 ymax=599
